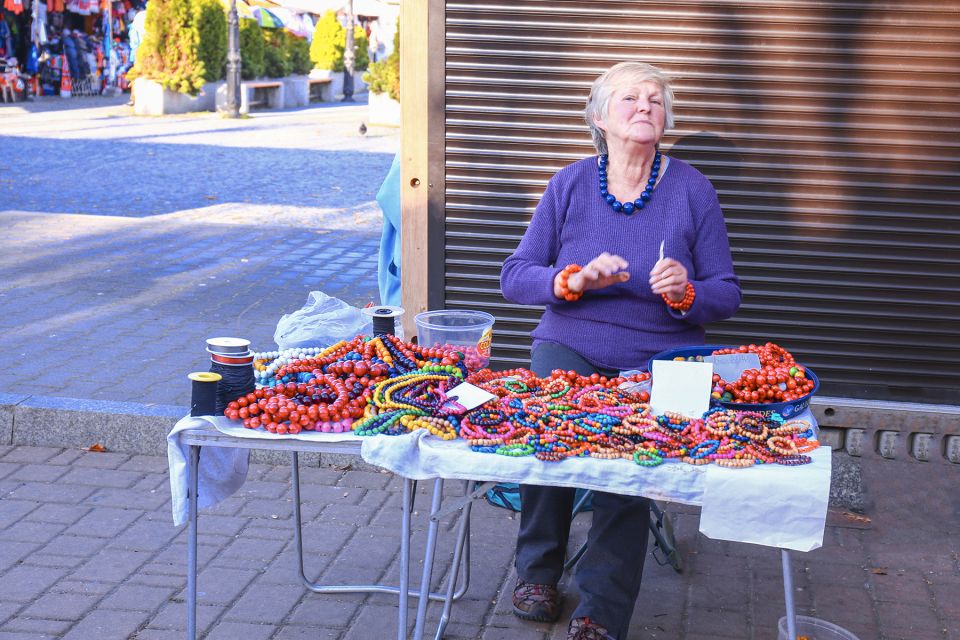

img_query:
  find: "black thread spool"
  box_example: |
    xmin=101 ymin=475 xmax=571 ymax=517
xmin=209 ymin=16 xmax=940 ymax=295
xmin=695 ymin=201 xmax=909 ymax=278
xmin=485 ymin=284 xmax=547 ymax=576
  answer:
xmin=188 ymin=372 xmax=221 ymax=416
xmin=363 ymin=305 xmax=405 ymax=337
xmin=206 ymin=337 xmax=256 ymax=415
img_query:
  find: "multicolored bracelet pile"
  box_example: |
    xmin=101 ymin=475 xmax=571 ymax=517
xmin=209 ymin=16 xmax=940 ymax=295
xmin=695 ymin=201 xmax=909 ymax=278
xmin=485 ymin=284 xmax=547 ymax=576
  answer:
xmin=457 ymin=369 xmax=818 ymax=468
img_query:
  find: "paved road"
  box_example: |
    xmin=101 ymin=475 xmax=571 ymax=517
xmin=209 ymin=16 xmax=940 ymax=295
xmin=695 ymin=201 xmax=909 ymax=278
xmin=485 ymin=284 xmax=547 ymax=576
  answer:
xmin=0 ymin=443 xmax=957 ymax=640
xmin=0 ymin=97 xmax=397 ymax=408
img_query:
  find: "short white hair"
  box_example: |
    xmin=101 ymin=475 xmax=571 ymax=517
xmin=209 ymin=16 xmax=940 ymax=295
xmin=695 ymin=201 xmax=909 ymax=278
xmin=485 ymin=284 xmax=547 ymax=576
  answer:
xmin=585 ymin=62 xmax=675 ymax=155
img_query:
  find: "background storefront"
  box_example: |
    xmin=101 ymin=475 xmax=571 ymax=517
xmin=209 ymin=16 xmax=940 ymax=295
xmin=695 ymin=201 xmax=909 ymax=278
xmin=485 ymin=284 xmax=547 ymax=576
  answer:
xmin=400 ymin=1 xmax=960 ymax=419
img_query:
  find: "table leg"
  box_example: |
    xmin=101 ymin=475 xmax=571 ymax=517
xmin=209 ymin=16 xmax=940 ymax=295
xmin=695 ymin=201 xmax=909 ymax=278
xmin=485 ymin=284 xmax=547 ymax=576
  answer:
xmin=432 ymin=480 xmax=474 ymax=640
xmin=187 ymin=445 xmax=200 ymax=640
xmin=782 ymin=549 xmax=797 ymax=639
xmin=412 ymin=478 xmax=444 ymax=640
xmin=398 ymin=477 xmax=413 ymax=640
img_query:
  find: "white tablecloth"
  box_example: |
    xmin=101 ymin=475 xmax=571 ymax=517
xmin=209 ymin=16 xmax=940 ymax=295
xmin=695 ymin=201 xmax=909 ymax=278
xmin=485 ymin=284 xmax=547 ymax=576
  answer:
xmin=168 ymin=415 xmax=831 ymax=551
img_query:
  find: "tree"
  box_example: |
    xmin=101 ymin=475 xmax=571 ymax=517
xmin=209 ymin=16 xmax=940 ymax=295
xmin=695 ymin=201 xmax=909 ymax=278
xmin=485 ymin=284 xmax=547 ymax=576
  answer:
xmin=309 ymin=11 xmax=369 ymax=72
xmin=262 ymin=28 xmax=292 ymax=78
xmin=239 ymin=20 xmax=265 ymax=79
xmin=309 ymin=10 xmax=342 ymax=71
xmin=128 ymin=0 xmax=205 ymax=95
xmin=193 ymin=0 xmax=227 ymax=82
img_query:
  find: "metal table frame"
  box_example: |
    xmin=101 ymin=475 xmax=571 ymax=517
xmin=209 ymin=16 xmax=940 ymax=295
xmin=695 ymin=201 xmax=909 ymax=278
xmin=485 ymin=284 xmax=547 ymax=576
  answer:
xmin=180 ymin=425 xmax=804 ymax=639
xmin=179 ymin=426 xmax=473 ymax=640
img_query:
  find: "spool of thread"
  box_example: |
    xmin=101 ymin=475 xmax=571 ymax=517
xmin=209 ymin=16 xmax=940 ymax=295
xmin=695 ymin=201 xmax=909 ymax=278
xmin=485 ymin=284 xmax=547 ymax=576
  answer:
xmin=188 ymin=372 xmax=222 ymax=417
xmin=363 ymin=305 xmax=405 ymax=337
xmin=206 ymin=336 xmax=256 ymax=415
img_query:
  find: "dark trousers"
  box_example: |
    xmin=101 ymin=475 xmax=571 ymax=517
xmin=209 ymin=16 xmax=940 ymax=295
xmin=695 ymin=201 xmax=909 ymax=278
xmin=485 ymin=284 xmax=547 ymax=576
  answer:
xmin=515 ymin=341 xmax=651 ymax=640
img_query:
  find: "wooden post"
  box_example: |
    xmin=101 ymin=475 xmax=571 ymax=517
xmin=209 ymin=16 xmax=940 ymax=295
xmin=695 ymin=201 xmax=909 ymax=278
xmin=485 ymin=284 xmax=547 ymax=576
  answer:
xmin=399 ymin=1 xmax=431 ymax=339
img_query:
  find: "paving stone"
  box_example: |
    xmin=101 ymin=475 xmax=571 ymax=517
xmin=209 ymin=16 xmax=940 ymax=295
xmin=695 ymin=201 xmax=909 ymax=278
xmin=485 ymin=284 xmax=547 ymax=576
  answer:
xmin=62 ymin=506 xmax=142 ymax=538
xmin=37 ymin=535 xmax=108 ymax=558
xmin=221 ymin=576 xmax=305 ymax=624
xmin=86 ymin=487 xmax=168 ymax=511
xmin=3 ymin=465 xmax=69 ymax=483
xmin=0 ymin=618 xmax=71 ymax=637
xmin=58 ymin=467 xmax=144 ymax=489
xmin=340 ymin=603 xmax=407 ymax=640
xmin=49 ymin=580 xmax=114 ymax=596
xmin=67 ymin=452 xmax=132 ymax=470
xmin=8 ymin=483 xmax=96 ymax=505
xmin=176 ymin=567 xmax=258 ymax=606
xmin=42 ymin=450 xmax=84 ymax=466
xmin=118 ymin=455 xmax=169 ymax=474
xmin=22 ymin=504 xmax=91 ymax=526
xmin=20 ymin=592 xmax=100 ymax=621
xmin=285 ymin=594 xmax=365 ymax=628
xmin=0 ymin=632 xmax=59 ymax=640
xmin=273 ymin=626 xmax=342 ymax=640
xmin=23 ymin=554 xmax=86 ymax=570
xmin=0 ymin=500 xmax=39 ymax=527
xmin=100 ymin=586 xmax=176 ymax=616
xmin=60 ymin=608 xmax=149 ymax=640
xmin=875 ymin=600 xmax=943 ymax=633
xmin=0 ymin=521 xmax=66 ymax=545
xmin=0 ymin=448 xmax=60 ymax=464
xmin=203 ymin=620 xmax=276 ymax=640
xmin=0 ymin=567 xmax=69 ymax=603
xmin=70 ymin=548 xmax=151 ymax=583
xmin=149 ymin=599 xmax=225 ymax=635
xmin=0 ymin=463 xmax=18 ymax=481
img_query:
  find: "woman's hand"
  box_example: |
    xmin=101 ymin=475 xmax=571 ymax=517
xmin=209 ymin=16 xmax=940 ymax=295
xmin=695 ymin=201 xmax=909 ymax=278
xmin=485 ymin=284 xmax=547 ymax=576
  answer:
xmin=555 ymin=252 xmax=630 ymax=299
xmin=649 ymin=258 xmax=689 ymax=302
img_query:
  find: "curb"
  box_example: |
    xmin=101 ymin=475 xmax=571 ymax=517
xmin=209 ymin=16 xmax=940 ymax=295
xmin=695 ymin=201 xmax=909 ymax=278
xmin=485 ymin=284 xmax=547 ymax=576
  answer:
xmin=0 ymin=393 xmax=380 ymax=470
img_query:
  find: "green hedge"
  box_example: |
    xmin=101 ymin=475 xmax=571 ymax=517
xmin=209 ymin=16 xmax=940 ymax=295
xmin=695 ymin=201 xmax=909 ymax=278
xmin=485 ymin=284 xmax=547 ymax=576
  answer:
xmin=239 ymin=20 xmax=265 ymax=80
xmin=128 ymin=0 xmax=205 ymax=95
xmin=193 ymin=0 xmax=226 ymax=82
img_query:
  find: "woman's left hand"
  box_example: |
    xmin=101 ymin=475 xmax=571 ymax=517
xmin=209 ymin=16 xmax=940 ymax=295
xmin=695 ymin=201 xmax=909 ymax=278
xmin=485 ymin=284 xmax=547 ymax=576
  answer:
xmin=649 ymin=258 xmax=689 ymax=302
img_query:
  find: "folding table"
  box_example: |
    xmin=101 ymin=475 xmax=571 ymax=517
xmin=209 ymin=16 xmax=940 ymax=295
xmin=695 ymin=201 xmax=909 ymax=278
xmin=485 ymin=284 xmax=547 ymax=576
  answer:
xmin=175 ymin=418 xmax=830 ymax=640
xmin=176 ymin=421 xmax=472 ymax=640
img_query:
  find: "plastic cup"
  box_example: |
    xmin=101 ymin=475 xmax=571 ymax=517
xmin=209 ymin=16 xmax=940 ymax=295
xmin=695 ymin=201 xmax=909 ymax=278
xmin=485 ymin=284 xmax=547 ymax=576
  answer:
xmin=414 ymin=310 xmax=495 ymax=370
xmin=777 ymin=615 xmax=860 ymax=640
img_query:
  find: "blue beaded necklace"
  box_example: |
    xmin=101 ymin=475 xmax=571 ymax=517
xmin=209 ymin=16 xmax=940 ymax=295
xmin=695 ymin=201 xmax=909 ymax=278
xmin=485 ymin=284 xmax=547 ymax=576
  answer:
xmin=598 ymin=150 xmax=661 ymax=215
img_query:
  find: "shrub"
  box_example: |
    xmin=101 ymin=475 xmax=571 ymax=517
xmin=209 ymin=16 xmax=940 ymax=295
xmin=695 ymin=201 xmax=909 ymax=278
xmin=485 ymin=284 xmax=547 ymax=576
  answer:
xmin=352 ymin=26 xmax=369 ymax=72
xmin=309 ymin=10 xmax=342 ymax=71
xmin=363 ymin=18 xmax=398 ymax=100
xmin=286 ymin=34 xmax=312 ymax=75
xmin=128 ymin=0 xmax=205 ymax=95
xmin=239 ymin=19 xmax=265 ymax=79
xmin=262 ymin=28 xmax=292 ymax=77
xmin=309 ymin=11 xmax=369 ymax=72
xmin=192 ymin=0 xmax=226 ymax=82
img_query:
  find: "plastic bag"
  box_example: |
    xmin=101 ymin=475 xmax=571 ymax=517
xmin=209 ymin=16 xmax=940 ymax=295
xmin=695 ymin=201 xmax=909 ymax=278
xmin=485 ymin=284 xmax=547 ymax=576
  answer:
xmin=274 ymin=291 xmax=373 ymax=351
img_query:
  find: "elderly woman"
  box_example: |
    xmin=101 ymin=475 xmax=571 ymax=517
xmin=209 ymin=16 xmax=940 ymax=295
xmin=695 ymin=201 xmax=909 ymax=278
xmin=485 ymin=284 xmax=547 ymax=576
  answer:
xmin=499 ymin=62 xmax=742 ymax=640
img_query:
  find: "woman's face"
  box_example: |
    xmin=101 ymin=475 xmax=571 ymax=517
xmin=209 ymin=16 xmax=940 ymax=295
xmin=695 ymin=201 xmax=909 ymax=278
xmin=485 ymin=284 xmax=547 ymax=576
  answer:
xmin=594 ymin=80 xmax=667 ymax=150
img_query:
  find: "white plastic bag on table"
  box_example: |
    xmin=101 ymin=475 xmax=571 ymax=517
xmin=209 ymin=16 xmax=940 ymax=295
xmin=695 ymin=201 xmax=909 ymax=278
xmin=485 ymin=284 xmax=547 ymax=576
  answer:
xmin=274 ymin=291 xmax=373 ymax=350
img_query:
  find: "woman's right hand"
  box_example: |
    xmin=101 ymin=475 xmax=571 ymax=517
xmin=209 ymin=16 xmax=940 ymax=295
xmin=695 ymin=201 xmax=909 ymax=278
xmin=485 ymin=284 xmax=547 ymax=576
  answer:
xmin=555 ymin=252 xmax=630 ymax=299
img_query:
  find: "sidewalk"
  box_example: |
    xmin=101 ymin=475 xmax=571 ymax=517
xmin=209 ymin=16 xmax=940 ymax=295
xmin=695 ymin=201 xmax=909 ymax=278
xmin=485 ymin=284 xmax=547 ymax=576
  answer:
xmin=0 ymin=443 xmax=957 ymax=640
xmin=2 ymin=100 xmax=958 ymax=640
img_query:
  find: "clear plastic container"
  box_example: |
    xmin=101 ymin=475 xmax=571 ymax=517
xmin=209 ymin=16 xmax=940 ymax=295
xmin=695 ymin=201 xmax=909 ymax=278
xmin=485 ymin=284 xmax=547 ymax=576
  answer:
xmin=415 ymin=310 xmax=495 ymax=370
xmin=778 ymin=616 xmax=860 ymax=640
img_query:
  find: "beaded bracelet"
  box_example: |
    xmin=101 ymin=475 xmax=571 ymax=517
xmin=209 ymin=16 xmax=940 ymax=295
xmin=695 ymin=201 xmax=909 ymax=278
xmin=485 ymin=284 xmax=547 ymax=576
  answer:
xmin=662 ymin=282 xmax=696 ymax=312
xmin=557 ymin=264 xmax=584 ymax=302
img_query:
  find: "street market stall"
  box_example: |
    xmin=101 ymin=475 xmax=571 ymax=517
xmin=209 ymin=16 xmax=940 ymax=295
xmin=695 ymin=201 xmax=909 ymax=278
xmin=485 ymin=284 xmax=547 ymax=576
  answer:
xmin=168 ymin=311 xmax=844 ymax=640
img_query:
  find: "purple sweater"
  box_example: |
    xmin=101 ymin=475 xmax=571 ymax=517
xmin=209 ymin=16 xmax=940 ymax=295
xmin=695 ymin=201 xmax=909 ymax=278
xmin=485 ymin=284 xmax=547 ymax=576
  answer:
xmin=500 ymin=156 xmax=741 ymax=371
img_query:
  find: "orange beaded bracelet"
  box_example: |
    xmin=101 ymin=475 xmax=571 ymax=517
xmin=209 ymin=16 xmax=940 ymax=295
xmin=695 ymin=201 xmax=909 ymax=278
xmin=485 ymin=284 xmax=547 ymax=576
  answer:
xmin=558 ymin=264 xmax=584 ymax=302
xmin=662 ymin=282 xmax=695 ymax=312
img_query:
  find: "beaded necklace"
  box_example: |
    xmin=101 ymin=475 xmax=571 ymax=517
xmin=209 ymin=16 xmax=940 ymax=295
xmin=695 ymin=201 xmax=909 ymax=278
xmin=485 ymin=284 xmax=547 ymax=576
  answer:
xmin=597 ymin=150 xmax=661 ymax=215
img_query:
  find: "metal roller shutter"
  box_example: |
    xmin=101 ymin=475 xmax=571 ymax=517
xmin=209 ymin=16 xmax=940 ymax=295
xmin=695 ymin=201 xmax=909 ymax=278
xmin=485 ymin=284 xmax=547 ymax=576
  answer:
xmin=440 ymin=0 xmax=960 ymax=405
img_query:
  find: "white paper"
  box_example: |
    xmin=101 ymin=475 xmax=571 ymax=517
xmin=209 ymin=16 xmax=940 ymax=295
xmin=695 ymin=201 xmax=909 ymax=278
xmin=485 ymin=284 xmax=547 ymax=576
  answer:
xmin=446 ymin=382 xmax=497 ymax=411
xmin=699 ymin=447 xmax=832 ymax=551
xmin=650 ymin=360 xmax=713 ymax=418
xmin=709 ymin=353 xmax=761 ymax=383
